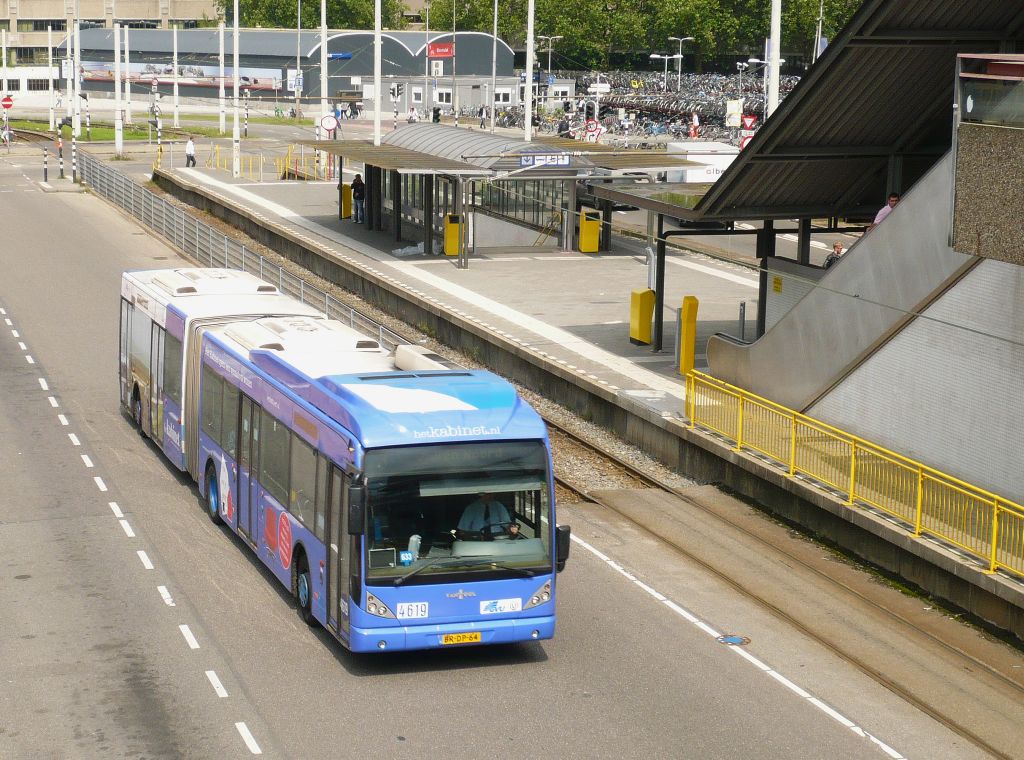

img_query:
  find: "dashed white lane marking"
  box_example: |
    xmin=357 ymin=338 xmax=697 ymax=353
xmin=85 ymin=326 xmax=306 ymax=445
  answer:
xmin=179 ymin=624 xmax=200 ymax=650
xmin=81 ymin=454 xmax=94 ymax=468
xmin=235 ymin=722 xmax=263 ymax=755
xmin=94 ymin=476 xmax=108 ymax=492
xmin=137 ymin=550 xmax=154 ymax=570
xmin=119 ymin=519 xmax=135 ymax=538
xmin=569 ymin=533 xmax=906 ymax=759
xmin=25 ymin=355 xmax=35 ymax=364
xmin=47 ymin=396 xmax=59 ymax=408
xmin=0 ymin=309 xmax=6 ymax=315
xmin=17 ymin=341 xmax=26 ymax=350
xmin=108 ymin=501 xmax=124 ymax=518
xmin=12 ymin=330 xmax=19 ymax=338
xmin=158 ymin=585 xmax=176 ymax=606
xmin=205 ymin=670 xmax=229 ymax=698
xmin=58 ymin=414 xmax=69 ymax=425
xmin=68 ymin=433 xmax=80 ymax=446
xmin=3 ymin=318 xmax=10 ymax=326
xmin=38 ymin=378 xmax=47 ymax=390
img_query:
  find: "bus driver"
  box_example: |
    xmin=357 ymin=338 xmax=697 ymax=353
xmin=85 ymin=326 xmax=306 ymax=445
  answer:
xmin=458 ymin=492 xmax=518 ymax=538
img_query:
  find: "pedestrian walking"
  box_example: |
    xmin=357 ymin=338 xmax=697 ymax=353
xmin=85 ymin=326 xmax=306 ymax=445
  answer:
xmin=823 ymin=241 xmax=845 ymax=268
xmin=351 ymin=173 xmax=366 ymax=223
xmin=868 ymin=192 xmax=900 ymax=231
xmin=184 ymin=135 xmax=196 ymax=167
xmin=478 ymin=105 xmax=487 ymax=128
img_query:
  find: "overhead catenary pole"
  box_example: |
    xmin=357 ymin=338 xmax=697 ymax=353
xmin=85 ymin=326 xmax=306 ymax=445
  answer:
xmin=218 ymin=22 xmax=225 ymax=133
xmin=812 ymin=0 xmax=825 ymax=64
xmin=451 ymin=0 xmax=457 ymax=127
xmin=423 ymin=5 xmax=429 ymax=118
xmin=524 ymin=0 xmax=535 ymax=141
xmin=767 ymin=0 xmax=781 ymax=117
xmin=48 ymin=26 xmax=55 ymax=130
xmin=114 ymin=23 xmax=123 ymax=156
xmin=124 ymin=26 xmax=132 ymax=125
xmin=489 ymin=0 xmax=497 ymax=132
xmin=72 ymin=17 xmax=81 ymax=137
xmin=232 ymin=0 xmax=240 ymax=176
xmin=320 ymin=0 xmax=328 ymax=124
xmin=373 ymin=0 xmax=381 ymax=145
xmin=172 ymin=24 xmax=179 ymax=127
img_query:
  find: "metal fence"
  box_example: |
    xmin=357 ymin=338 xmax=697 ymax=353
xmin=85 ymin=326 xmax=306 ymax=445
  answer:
xmin=79 ymin=151 xmax=406 ymax=351
xmin=685 ymin=370 xmax=1024 ymax=580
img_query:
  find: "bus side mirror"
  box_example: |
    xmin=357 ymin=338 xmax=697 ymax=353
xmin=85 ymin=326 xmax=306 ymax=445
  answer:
xmin=347 ymin=484 xmax=366 ymax=535
xmin=555 ymin=524 xmax=571 ymax=572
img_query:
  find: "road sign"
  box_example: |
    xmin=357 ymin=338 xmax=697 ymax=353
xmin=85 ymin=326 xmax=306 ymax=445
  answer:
xmin=321 ymin=114 xmax=339 ymax=132
xmin=587 ymin=82 xmax=611 ymax=94
xmin=428 ymin=42 xmax=454 ymax=58
xmin=1 ymin=96 xmax=12 ymax=110
xmin=631 ymin=79 xmax=640 ymax=89
xmin=741 ymin=135 xmax=755 ymax=149
xmin=585 ymin=118 xmax=599 ymax=133
xmin=741 ymin=114 xmax=758 ymax=129
xmin=327 ymin=52 xmax=352 ymax=60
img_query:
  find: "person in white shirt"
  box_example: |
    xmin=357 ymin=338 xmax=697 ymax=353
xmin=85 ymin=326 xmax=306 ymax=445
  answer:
xmin=184 ymin=136 xmax=196 ymax=167
xmin=458 ymin=492 xmax=513 ymax=537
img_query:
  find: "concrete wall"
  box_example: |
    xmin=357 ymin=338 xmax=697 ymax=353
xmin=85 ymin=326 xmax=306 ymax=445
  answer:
xmin=151 ymin=166 xmax=1024 ymax=644
xmin=473 ymin=209 xmax=558 ymax=249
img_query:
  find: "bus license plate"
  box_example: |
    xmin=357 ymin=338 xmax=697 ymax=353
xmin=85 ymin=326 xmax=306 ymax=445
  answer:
xmin=442 ymin=632 xmax=481 ymax=646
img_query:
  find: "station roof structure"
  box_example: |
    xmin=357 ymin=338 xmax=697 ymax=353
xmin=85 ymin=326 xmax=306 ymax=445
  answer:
xmin=591 ymin=0 xmax=1024 ymax=222
xmin=300 ymin=124 xmax=699 ymax=178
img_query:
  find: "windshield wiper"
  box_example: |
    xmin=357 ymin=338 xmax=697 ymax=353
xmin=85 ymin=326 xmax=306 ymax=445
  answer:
xmin=393 ymin=557 xmax=467 ymax=586
xmin=460 ymin=560 xmax=536 ymax=577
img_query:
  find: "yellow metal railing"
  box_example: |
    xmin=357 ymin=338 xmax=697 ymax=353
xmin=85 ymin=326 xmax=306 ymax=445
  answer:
xmin=205 ymin=145 xmax=269 ymax=182
xmin=685 ymin=369 xmax=1024 ymax=579
xmin=276 ymin=145 xmax=339 ymax=181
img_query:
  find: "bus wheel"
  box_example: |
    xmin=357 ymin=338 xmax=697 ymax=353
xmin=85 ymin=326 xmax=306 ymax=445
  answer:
xmin=205 ymin=465 xmax=224 ymax=525
xmin=296 ymin=559 xmax=315 ymax=626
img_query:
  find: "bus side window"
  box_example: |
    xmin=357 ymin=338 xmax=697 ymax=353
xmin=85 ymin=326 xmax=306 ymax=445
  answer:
xmin=221 ymin=383 xmax=240 ymax=459
xmin=200 ymin=364 xmax=224 ymax=448
xmin=288 ymin=434 xmax=317 ymax=528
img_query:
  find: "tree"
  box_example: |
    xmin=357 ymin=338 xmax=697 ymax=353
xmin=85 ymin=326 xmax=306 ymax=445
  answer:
xmin=216 ymin=0 xmax=407 ymax=31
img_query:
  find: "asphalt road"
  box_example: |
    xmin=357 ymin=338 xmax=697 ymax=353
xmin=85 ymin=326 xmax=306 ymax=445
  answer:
xmin=0 ymin=153 xmax=990 ymax=760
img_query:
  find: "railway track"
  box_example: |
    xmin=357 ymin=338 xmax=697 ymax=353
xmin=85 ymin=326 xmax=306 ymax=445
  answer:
xmin=546 ymin=415 xmax=1024 ymax=760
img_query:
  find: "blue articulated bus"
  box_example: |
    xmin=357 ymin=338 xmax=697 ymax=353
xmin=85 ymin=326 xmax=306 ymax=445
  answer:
xmin=120 ymin=269 xmax=571 ymax=652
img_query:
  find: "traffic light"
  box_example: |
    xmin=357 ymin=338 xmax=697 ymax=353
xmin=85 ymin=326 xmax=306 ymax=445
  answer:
xmin=396 ymin=83 xmax=404 ymax=97
xmin=389 ymin=84 xmax=397 ymax=100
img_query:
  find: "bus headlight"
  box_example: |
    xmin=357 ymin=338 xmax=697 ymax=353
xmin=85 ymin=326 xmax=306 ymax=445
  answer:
xmin=365 ymin=592 xmax=396 ymax=618
xmin=523 ymin=580 xmax=552 ymax=610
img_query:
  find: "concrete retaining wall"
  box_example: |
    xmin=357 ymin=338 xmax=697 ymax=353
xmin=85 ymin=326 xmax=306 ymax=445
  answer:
xmin=152 ymin=167 xmax=1024 ymax=644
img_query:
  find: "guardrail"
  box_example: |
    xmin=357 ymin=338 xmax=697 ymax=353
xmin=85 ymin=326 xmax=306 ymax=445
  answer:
xmin=78 ymin=151 xmax=406 ymax=351
xmin=685 ymin=369 xmax=1024 ymax=580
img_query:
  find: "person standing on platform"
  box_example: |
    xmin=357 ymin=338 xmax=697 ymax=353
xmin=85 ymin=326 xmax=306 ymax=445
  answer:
xmin=351 ymin=173 xmax=366 ymax=223
xmin=184 ymin=136 xmax=196 ymax=167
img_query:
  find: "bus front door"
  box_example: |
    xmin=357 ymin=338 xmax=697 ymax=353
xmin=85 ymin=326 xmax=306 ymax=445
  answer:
xmin=237 ymin=396 xmax=260 ymax=546
xmin=326 ymin=465 xmax=352 ymax=638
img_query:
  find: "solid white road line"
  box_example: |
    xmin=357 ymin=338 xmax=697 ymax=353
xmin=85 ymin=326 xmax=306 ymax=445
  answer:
xmin=137 ymin=550 xmax=154 ymax=570
xmin=119 ymin=519 xmax=135 ymax=538
xmin=205 ymin=670 xmax=229 ymax=698
xmin=158 ymin=586 xmax=175 ymax=606
xmin=108 ymin=502 xmax=124 ymax=518
xmin=235 ymin=722 xmax=262 ymax=755
xmin=568 ymin=533 xmax=906 ymax=759
xmin=179 ymin=624 xmax=199 ymax=649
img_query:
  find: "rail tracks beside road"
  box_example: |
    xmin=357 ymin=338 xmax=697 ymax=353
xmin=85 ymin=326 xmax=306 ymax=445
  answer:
xmin=547 ymin=414 xmax=1024 ymax=760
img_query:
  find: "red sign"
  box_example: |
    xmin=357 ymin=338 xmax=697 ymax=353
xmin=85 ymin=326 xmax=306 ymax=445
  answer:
xmin=740 ymin=114 xmax=757 ymax=129
xmin=428 ymin=42 xmax=454 ymax=58
xmin=741 ymin=135 xmax=755 ymax=150
xmin=278 ymin=511 xmax=293 ymax=569
xmin=264 ymin=506 xmax=278 ymax=552
xmin=1 ymin=96 xmax=12 ymax=110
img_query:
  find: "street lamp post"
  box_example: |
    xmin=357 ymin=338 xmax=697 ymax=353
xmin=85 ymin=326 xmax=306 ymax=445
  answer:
xmin=667 ymin=36 xmax=693 ymax=92
xmin=295 ymin=0 xmax=302 ymax=116
xmin=537 ymin=35 xmax=562 ymax=110
xmin=649 ymin=53 xmax=682 ymax=92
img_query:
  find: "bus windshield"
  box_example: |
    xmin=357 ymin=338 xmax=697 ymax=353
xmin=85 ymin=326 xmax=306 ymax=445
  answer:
xmin=362 ymin=441 xmax=552 ymax=585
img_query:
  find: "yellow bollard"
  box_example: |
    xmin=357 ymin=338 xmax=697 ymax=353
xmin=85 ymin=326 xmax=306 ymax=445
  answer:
xmin=629 ymin=289 xmax=656 ymax=345
xmin=678 ymin=295 xmax=699 ymax=375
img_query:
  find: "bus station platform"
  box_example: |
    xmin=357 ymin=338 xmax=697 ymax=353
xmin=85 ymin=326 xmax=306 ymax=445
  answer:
xmin=73 ymin=146 xmax=1024 ymax=643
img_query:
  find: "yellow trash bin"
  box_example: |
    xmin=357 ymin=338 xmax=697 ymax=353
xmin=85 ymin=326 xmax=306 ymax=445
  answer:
xmin=629 ymin=289 xmax=656 ymax=345
xmin=444 ymin=213 xmax=462 ymax=256
xmin=579 ymin=210 xmax=601 ymax=253
xmin=339 ymin=182 xmax=352 ymax=220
